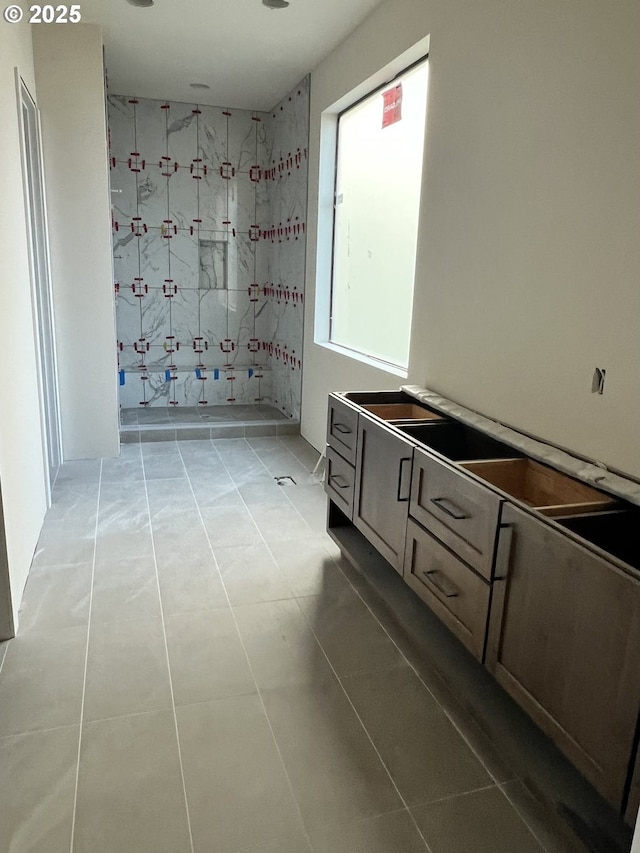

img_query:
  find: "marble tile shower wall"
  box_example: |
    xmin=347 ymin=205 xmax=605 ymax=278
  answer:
xmin=262 ymin=77 xmax=309 ymax=419
xmin=108 ymin=77 xmax=308 ymax=419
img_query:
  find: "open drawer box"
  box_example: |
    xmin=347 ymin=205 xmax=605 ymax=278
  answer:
xmin=361 ymin=403 xmax=444 ymax=421
xmin=460 ymin=458 xmax=617 ymax=517
xmin=343 ymin=391 xmax=445 ymax=423
xmin=557 ymin=509 xmax=640 ymax=571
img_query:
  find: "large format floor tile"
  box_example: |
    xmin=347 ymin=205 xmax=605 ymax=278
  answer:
xmin=156 ymin=551 xmax=229 ymax=615
xmin=0 ymin=725 xmax=79 ymax=853
xmin=268 ymin=538 xmax=343 ymax=598
xmin=201 ymin=505 xmax=263 ymax=548
xmin=90 ymin=556 xmax=161 ymax=625
xmin=74 ymin=710 xmax=192 ymax=853
xmin=83 ymin=616 xmax=172 ymax=721
xmin=234 ymin=598 xmax=335 ymax=689
xmin=177 ymin=694 xmax=304 ymax=853
xmin=215 ymin=543 xmax=294 ymax=605
xmin=262 ymin=679 xmax=402 ymax=831
xmin=298 ymin=582 xmax=405 ymax=677
xmin=411 ymin=786 xmax=545 ymax=853
xmin=32 ymin=521 xmax=96 ymax=569
xmin=165 ymin=607 xmax=255 ymax=704
xmin=17 ymin=563 xmax=92 ymax=634
xmin=308 ymin=810 xmax=428 ymax=853
xmin=0 ymin=624 xmax=87 ymax=737
xmin=342 ymin=664 xmax=492 ymax=805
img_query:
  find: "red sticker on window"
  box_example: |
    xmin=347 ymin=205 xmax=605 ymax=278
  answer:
xmin=382 ymin=84 xmax=402 ymax=128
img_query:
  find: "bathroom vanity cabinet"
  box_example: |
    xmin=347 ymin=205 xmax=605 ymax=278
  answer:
xmin=324 ymin=389 xmax=640 ymax=820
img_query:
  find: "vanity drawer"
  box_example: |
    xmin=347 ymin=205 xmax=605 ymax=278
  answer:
xmin=327 ymin=394 xmax=359 ymax=465
xmin=404 ymin=519 xmax=490 ymax=660
xmin=410 ymin=448 xmax=502 ymax=580
xmin=324 ymin=446 xmax=355 ymax=519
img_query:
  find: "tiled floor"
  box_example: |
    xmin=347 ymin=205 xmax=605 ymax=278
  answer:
xmin=0 ymin=436 xmax=632 ymax=853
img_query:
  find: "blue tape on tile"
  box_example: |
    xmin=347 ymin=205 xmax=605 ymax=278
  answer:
xmin=214 ymin=369 xmax=220 ymax=380
xmin=119 ymin=370 xmax=125 ymax=386
xmin=165 ymin=369 xmax=172 ymax=382
xmin=195 ymin=368 xmax=202 ymax=379
xmin=248 ymin=368 xmax=254 ymax=378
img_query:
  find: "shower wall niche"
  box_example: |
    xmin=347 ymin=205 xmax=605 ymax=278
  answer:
xmin=107 ymin=77 xmax=308 ymax=420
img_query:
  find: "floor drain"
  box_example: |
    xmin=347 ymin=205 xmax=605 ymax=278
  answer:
xmin=275 ymin=476 xmax=296 ymax=486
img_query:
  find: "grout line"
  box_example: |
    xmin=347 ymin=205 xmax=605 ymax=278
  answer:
xmin=409 ymin=782 xmax=498 ymax=810
xmin=176 ymin=438 xmax=314 ymax=852
xmin=141 ymin=445 xmax=196 ymax=853
xmin=68 ymin=457 xmax=102 ymax=853
xmin=0 ymin=720 xmax=80 ymax=742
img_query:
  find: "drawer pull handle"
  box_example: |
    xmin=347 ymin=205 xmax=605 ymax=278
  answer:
xmin=430 ymin=497 xmax=467 ymax=520
xmin=329 ymin=474 xmax=350 ymax=490
xmin=422 ymin=569 xmax=459 ymax=598
xmin=333 ymin=422 xmax=352 ymax=435
xmin=397 ymin=457 xmax=412 ymax=502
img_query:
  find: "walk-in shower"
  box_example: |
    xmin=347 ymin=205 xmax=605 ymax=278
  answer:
xmin=108 ymin=78 xmax=309 ymax=441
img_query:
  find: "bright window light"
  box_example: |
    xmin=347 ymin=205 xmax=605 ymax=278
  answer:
xmin=330 ymin=59 xmax=429 ymax=370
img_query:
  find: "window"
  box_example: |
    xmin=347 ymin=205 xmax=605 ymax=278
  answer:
xmin=329 ymin=59 xmax=429 ymax=371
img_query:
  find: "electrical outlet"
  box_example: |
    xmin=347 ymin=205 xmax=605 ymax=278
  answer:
xmin=592 ymin=367 xmax=606 ymax=395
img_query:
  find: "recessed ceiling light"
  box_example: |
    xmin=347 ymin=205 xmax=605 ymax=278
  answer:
xmin=263 ymin=0 xmax=290 ymax=8
xmin=190 ymin=83 xmax=210 ymax=90
xmin=126 ymin=0 xmax=154 ymax=7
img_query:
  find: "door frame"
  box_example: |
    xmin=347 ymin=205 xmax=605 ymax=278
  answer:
xmin=15 ymin=69 xmax=62 ymax=500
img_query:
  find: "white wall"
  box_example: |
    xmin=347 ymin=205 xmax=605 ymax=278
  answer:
xmin=302 ymin=0 xmax=640 ymax=480
xmin=33 ymin=24 xmax=119 ymax=461
xmin=0 ymin=19 xmax=49 ymax=629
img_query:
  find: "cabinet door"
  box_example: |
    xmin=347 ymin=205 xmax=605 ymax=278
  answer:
xmin=326 ymin=394 xmax=359 ymax=465
xmin=486 ymin=503 xmax=640 ymax=808
xmin=353 ymin=414 xmax=414 ymax=574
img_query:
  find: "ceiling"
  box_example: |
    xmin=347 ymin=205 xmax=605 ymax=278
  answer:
xmin=79 ymin=0 xmax=386 ymax=111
